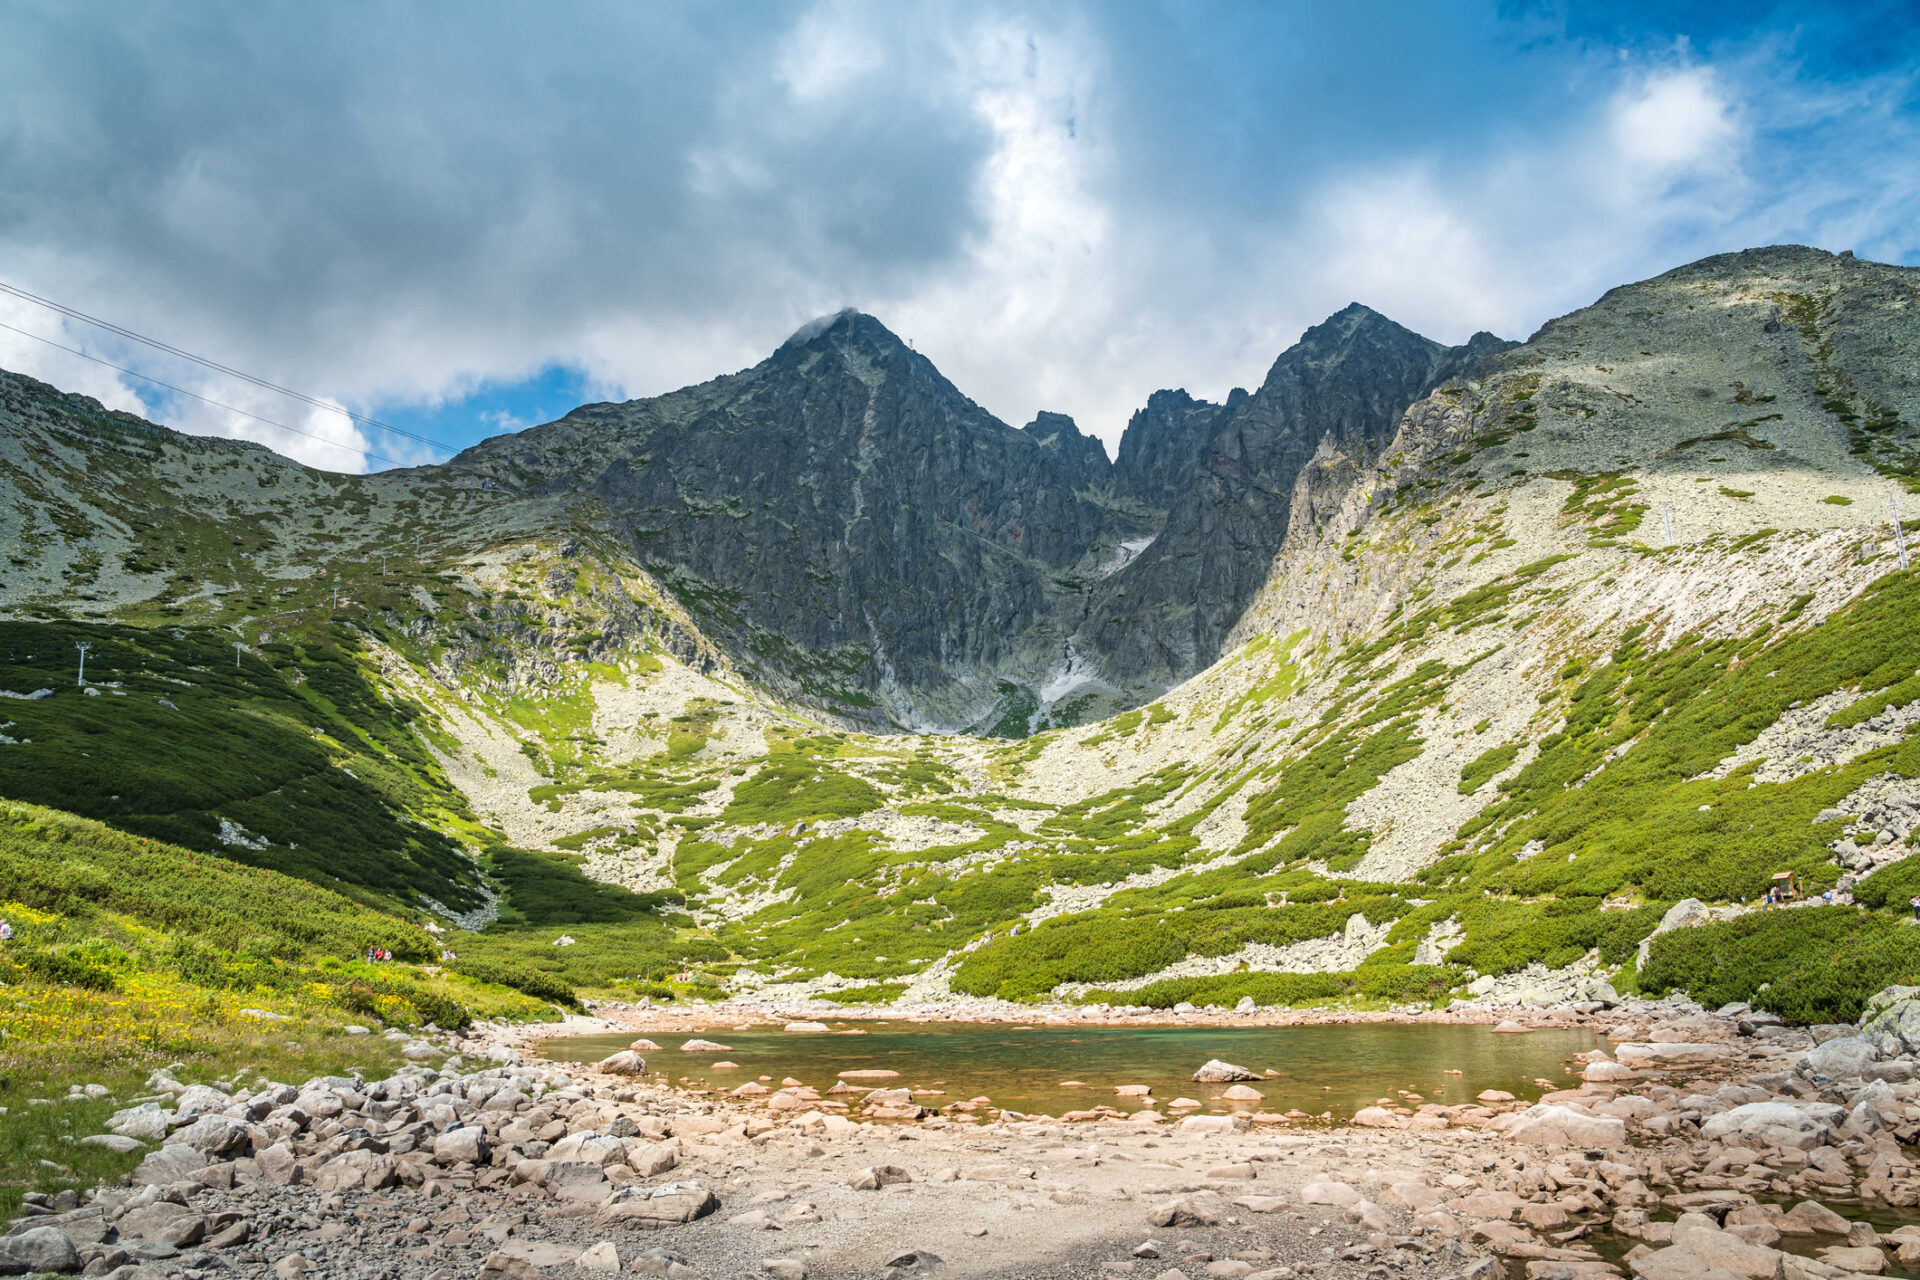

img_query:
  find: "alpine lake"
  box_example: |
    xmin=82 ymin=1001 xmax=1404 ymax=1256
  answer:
xmin=539 ymin=1020 xmax=1603 ymax=1119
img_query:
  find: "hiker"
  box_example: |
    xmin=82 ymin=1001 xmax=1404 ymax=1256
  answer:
xmin=1910 ymin=894 xmax=1920 ymax=921
xmin=0 ymin=918 xmax=12 ymax=941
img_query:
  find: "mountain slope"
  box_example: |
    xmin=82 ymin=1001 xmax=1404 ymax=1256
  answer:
xmin=1081 ymin=305 xmax=1511 ymax=688
xmin=448 ymin=310 xmax=1148 ymax=729
xmin=3 ymin=244 xmax=1917 ymax=1022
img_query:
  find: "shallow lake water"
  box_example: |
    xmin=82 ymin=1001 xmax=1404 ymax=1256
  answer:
xmin=539 ymin=1020 xmax=1601 ymax=1118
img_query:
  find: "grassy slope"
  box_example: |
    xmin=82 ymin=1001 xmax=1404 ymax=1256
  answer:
xmin=0 ymin=619 xmax=483 ymax=909
xmin=3 ymin=250 xmax=1917 ymax=1022
xmin=0 ymin=801 xmax=577 ymax=1210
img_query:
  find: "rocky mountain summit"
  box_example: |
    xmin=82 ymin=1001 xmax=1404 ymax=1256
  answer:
xmin=444 ymin=305 xmax=1500 ymax=729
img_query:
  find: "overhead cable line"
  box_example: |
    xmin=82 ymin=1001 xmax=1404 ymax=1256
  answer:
xmin=0 ymin=320 xmax=407 ymax=468
xmin=0 ymin=279 xmax=462 ymax=458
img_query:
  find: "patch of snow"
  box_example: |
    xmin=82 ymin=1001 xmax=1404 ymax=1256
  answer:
xmin=1095 ymin=536 xmax=1156 ymax=579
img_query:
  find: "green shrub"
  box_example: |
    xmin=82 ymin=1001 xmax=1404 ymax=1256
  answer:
xmin=487 ymin=844 xmax=675 ymax=926
xmin=447 ymin=956 xmax=580 ymax=1008
xmin=1119 ymin=965 xmax=1463 ymax=1009
xmin=1639 ymin=907 xmax=1920 ymax=1023
xmin=16 ymin=946 xmax=117 ymax=991
xmin=0 ymin=621 xmax=482 ymax=910
xmin=0 ymin=802 xmax=437 ymax=962
xmin=1458 ymin=743 xmax=1520 ymax=794
xmin=722 ymin=757 xmax=883 ymax=825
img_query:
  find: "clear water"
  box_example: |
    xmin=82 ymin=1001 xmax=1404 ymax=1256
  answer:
xmin=538 ymin=1020 xmax=1601 ymax=1118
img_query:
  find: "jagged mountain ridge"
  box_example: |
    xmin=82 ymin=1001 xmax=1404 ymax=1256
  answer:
xmin=4 ymin=244 xmax=1918 ymax=1025
xmin=448 ymin=304 xmax=1499 ymax=729
xmin=1083 ymin=305 xmax=1513 ymax=686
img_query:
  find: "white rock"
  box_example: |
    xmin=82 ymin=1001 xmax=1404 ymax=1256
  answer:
xmin=1504 ymin=1104 xmax=1628 ymax=1148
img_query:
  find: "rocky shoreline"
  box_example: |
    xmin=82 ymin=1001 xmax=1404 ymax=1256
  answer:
xmin=14 ymin=988 xmax=1920 ymax=1280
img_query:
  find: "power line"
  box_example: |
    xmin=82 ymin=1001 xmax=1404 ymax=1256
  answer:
xmin=0 ymin=320 xmax=408 ymax=468
xmin=0 ymin=279 xmax=464 ymax=458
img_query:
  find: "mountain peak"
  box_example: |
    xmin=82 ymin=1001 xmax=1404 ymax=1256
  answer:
xmin=778 ymin=307 xmax=911 ymax=354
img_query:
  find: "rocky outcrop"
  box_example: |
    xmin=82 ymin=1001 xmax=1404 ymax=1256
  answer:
xmin=442 ymin=305 xmax=1506 ymax=726
xmin=1081 ymin=307 xmax=1510 ymax=684
xmin=453 ymin=310 xmax=1143 ymax=727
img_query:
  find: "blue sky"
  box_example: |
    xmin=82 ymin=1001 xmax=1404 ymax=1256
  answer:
xmin=1 ymin=0 xmax=1915 ymax=470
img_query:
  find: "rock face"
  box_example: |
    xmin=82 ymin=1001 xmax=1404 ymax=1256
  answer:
xmin=450 ymin=306 xmax=1502 ymax=728
xmin=452 ymin=310 xmax=1146 ymax=728
xmin=1859 ymin=986 xmax=1920 ymax=1055
xmin=1082 ymin=306 xmax=1509 ymax=688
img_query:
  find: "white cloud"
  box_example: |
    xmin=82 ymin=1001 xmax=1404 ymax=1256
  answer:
xmin=0 ymin=299 xmax=153 ymax=418
xmin=777 ymin=2 xmax=887 ymax=102
xmin=1608 ymin=66 xmax=1740 ymax=175
xmin=0 ymin=6 xmax=1913 ymax=468
xmin=161 ymin=380 xmax=379 ymax=473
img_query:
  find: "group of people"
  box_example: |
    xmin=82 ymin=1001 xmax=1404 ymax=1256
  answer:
xmin=361 ymin=945 xmax=459 ymax=963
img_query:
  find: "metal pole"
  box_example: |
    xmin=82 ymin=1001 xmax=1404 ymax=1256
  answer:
xmin=1662 ymin=507 xmax=1675 ymax=546
xmin=1892 ymin=497 xmax=1911 ymax=571
xmin=74 ymin=641 xmax=90 ymax=687
xmin=234 ymin=641 xmax=243 ymax=670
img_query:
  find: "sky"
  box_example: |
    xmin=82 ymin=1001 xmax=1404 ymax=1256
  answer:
xmin=1 ymin=0 xmax=1916 ymax=472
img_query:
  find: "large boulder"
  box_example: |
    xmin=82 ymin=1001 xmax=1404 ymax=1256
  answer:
xmin=1669 ymin=1215 xmax=1789 ymax=1278
xmin=170 ymin=1085 xmax=232 ymax=1116
xmin=1147 ymin=1199 xmax=1217 ymax=1228
xmin=1178 ymin=1114 xmax=1251 ymax=1135
xmin=1858 ymin=986 xmax=1920 ymax=1054
xmin=848 ymin=1166 xmax=913 ymax=1190
xmin=1801 ymin=1036 xmax=1878 ymax=1080
xmin=131 ymin=1144 xmax=208 ymax=1186
xmin=10 ymin=1210 xmax=108 ymax=1248
xmin=627 ymin=1144 xmax=679 ymax=1178
xmin=1615 ymin=1042 xmax=1734 ymax=1069
xmin=1778 ymin=1201 xmax=1852 ymax=1236
xmin=600 ymin=1182 xmax=720 ymax=1230
xmin=254 ymin=1142 xmax=303 ymax=1186
xmin=171 ymin=1114 xmax=249 ymax=1157
xmin=0 ymin=1227 xmax=80 ymax=1274
xmin=1191 ymin=1059 xmax=1257 ymax=1083
xmin=1583 ymin=1059 xmax=1639 ymax=1083
xmin=1503 ymin=1104 xmax=1628 ymax=1149
xmin=546 ymin=1162 xmax=613 ymax=1204
xmin=1300 ymin=1181 xmax=1362 ymax=1208
xmin=1700 ymin=1102 xmax=1832 ymax=1151
xmin=79 ymin=1133 xmax=145 ymax=1154
xmin=107 ymin=1104 xmax=170 ymax=1143
xmin=433 ymin=1125 xmax=490 ymax=1166
xmin=596 ymin=1051 xmax=647 ymax=1076
xmin=1637 ymin=898 xmax=1710 ymax=967
xmin=116 ymin=1203 xmax=206 ymax=1248
xmin=312 ymin=1150 xmax=396 ymax=1192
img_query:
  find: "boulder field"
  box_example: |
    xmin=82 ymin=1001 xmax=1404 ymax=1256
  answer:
xmin=18 ymin=990 xmax=1920 ymax=1279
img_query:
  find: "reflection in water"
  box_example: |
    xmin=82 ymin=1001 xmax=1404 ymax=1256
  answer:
xmin=539 ymin=1021 xmax=1599 ymax=1118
